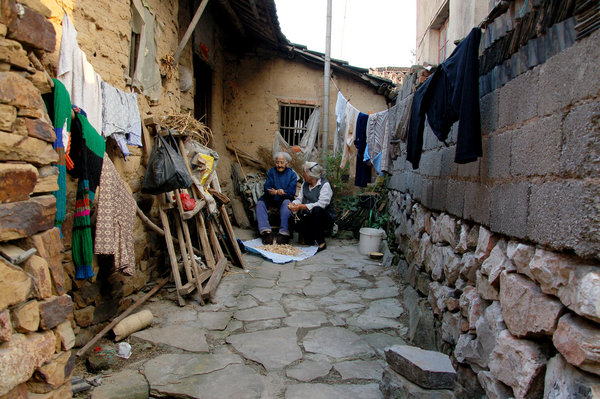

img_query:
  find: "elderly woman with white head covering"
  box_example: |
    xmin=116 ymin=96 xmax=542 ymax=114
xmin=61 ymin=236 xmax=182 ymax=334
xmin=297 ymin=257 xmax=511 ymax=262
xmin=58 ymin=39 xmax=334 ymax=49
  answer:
xmin=288 ymin=161 xmax=336 ymax=252
xmin=256 ymin=151 xmax=298 ymax=244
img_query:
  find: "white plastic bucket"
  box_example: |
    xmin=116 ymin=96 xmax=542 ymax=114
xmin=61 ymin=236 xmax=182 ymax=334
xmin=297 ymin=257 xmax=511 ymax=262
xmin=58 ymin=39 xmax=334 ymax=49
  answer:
xmin=358 ymin=227 xmax=386 ymax=255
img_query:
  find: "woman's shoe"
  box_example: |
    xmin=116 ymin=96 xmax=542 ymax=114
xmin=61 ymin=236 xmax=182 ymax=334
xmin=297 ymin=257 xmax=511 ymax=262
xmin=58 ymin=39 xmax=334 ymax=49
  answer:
xmin=261 ymin=231 xmax=273 ymax=245
xmin=276 ymin=234 xmax=290 ymax=245
xmin=316 ymin=242 xmax=327 ymax=252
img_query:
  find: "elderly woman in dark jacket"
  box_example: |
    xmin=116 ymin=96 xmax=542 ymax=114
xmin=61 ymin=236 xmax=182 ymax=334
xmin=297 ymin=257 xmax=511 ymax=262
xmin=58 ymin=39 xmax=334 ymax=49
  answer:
xmin=288 ymin=162 xmax=336 ymax=252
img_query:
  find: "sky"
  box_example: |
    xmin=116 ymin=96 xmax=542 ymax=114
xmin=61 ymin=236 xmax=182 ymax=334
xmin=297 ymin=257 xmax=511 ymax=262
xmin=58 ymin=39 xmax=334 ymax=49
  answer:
xmin=274 ymin=0 xmax=417 ymax=69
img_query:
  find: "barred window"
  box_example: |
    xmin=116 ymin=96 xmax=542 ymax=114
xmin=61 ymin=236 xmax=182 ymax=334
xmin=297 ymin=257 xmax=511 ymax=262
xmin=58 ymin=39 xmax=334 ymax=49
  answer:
xmin=279 ymin=103 xmax=316 ymax=146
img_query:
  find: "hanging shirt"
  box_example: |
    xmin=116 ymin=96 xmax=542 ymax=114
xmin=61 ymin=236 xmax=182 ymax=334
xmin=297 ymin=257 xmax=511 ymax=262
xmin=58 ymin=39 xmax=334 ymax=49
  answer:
xmin=354 ymin=112 xmax=371 ymax=187
xmin=57 ymin=14 xmax=103 ymax=133
xmin=407 ymin=28 xmax=482 ymax=169
xmin=101 ymin=81 xmax=143 ymax=158
xmin=334 ymin=91 xmax=348 ymax=155
xmin=340 ymin=103 xmax=359 ymax=168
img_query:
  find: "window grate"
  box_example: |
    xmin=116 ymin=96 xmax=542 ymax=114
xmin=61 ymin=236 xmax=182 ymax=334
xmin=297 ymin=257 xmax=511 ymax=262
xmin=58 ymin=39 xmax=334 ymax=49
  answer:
xmin=279 ymin=104 xmax=315 ymax=146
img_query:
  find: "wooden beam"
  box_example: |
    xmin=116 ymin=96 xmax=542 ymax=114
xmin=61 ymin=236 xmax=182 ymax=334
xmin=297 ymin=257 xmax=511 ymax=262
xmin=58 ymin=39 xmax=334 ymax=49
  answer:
xmin=174 ymin=0 xmax=211 ymax=64
xmin=215 ymin=0 xmax=246 ymax=38
xmin=247 ymin=0 xmax=259 ymax=19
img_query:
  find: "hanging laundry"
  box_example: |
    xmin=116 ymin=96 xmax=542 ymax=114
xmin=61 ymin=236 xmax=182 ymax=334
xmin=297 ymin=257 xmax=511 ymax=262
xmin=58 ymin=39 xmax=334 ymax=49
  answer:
xmin=407 ymin=28 xmax=482 ymax=169
xmin=69 ymin=107 xmax=105 ymax=279
xmin=340 ymin=102 xmax=359 ymax=168
xmin=94 ymin=154 xmax=136 ymax=276
xmin=364 ymin=110 xmax=388 ymax=175
xmin=42 ymin=79 xmax=72 ymax=231
xmin=101 ymin=81 xmax=143 ymax=158
xmin=354 ymin=112 xmax=371 ymax=187
xmin=333 ymin=91 xmax=348 ymax=156
xmin=57 ymin=14 xmax=103 ymax=134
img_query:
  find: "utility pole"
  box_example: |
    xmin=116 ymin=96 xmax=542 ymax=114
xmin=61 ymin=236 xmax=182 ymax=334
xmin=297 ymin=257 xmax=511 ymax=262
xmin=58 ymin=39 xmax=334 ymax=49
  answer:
xmin=322 ymin=0 xmax=332 ymax=164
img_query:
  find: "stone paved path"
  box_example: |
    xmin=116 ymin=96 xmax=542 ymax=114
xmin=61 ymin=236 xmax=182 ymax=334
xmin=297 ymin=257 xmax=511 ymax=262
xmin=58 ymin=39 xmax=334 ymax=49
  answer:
xmin=90 ymin=232 xmax=409 ymax=399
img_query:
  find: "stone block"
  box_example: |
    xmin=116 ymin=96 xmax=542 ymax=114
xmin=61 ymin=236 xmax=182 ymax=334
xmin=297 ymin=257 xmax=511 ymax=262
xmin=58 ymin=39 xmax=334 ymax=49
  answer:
xmin=477 ymin=371 xmax=514 ymax=399
xmin=0 ymin=131 xmax=58 ymax=166
xmin=560 ymin=101 xmax=600 ymax=178
xmin=72 ymin=282 xmax=101 ymax=308
xmin=27 ymin=351 xmax=75 ymax=394
xmin=11 ymin=299 xmax=39 ymax=333
xmin=0 ymin=309 xmax=11 ymax=342
xmin=0 ymin=331 xmax=55 ymax=396
xmin=2 ymin=0 xmax=55 ymax=52
xmin=32 ymin=166 xmax=59 ymax=194
xmin=416 ymin=272 xmax=431 ymax=296
xmin=430 ymin=179 xmax=447 ymax=212
xmin=500 ymin=272 xmax=564 ymax=338
xmin=474 ymin=226 xmax=498 ymax=264
xmin=22 ymin=118 xmax=55 ymax=143
xmin=404 ymin=286 xmax=436 ymax=350
xmin=553 ymin=313 xmax=600 ymax=376
xmin=379 ymin=367 xmax=455 ymax=399
xmin=428 ymin=281 xmax=456 ymax=316
xmin=439 ymin=146 xmax=458 ymax=178
xmin=0 ymin=195 xmax=56 ymax=241
xmin=481 ymin=240 xmax=515 ymax=286
xmin=443 ymin=250 xmax=462 ymax=286
xmin=0 ymin=382 xmax=27 ymax=399
xmin=529 ymin=248 xmax=600 ymax=322
xmin=459 ymin=253 xmax=479 ymax=284
xmin=419 ymin=149 xmax=442 ymax=177
xmin=0 ymin=257 xmax=32 ymax=310
xmin=481 ymin=132 xmax=511 ymax=181
xmin=414 ymin=233 xmax=431 ymax=266
xmin=0 ymin=36 xmax=29 ymax=71
xmin=538 ymin=29 xmax=600 ymax=116
xmin=74 ymin=305 xmax=94 ymax=328
xmin=21 ymin=255 xmax=52 ymax=299
xmin=385 ymin=345 xmax=456 ymax=389
xmin=28 ymin=381 xmax=72 ymax=399
xmin=528 ymin=180 xmax=600 ymax=259
xmin=544 ymin=354 xmax=600 ymax=398
xmin=38 ymin=295 xmax=72 ymax=330
xmin=490 ymin=182 xmax=530 ymax=239
xmin=510 ymin=114 xmax=562 ymax=177
xmin=424 ymin=244 xmax=446 ymax=282
xmin=54 ymin=321 xmax=75 ymax=351
xmin=498 ymin=67 xmax=539 ymax=128
xmin=445 ymin=180 xmax=464 ymax=218
xmin=506 ymin=241 xmax=535 ymax=280
xmin=431 ymin=213 xmax=460 ymax=248
xmin=489 ymin=330 xmax=546 ymax=399
xmin=476 ymin=270 xmax=499 ymax=300
xmin=27 ymin=69 xmax=52 ymax=95
xmin=456 ymin=159 xmax=480 ymax=179
xmin=480 ymin=90 xmax=499 ymax=136
xmin=475 ymin=301 xmax=506 ymax=369
xmin=46 ymin=254 xmax=65 ymax=296
xmin=441 ymin=311 xmax=462 ymax=346
xmin=455 ymin=223 xmax=469 ymax=253
xmin=0 ymin=102 xmax=16 ymax=131
xmin=25 ymin=228 xmax=63 ymax=261
xmin=0 ymin=163 xmax=37 ymax=203
xmin=0 ymin=72 xmax=45 ymax=109
xmin=459 ymin=285 xmax=485 ymax=331
xmin=463 ymin=182 xmax=490 ymax=226
xmin=454 ymin=333 xmax=486 ymax=369
xmin=412 ymin=175 xmax=433 ymax=209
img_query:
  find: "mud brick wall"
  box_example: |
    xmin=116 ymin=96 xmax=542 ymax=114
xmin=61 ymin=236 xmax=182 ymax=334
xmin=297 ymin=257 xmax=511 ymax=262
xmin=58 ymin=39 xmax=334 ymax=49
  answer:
xmin=387 ymin=23 xmax=600 ymax=399
xmin=0 ymin=1 xmax=76 ymax=397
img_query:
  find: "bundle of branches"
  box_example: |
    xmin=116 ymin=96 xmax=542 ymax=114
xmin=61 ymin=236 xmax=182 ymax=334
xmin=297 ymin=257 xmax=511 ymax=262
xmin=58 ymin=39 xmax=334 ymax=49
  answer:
xmin=257 ymin=146 xmax=304 ymax=177
xmin=160 ymin=113 xmax=213 ymax=145
xmin=160 ymin=54 xmax=176 ymax=80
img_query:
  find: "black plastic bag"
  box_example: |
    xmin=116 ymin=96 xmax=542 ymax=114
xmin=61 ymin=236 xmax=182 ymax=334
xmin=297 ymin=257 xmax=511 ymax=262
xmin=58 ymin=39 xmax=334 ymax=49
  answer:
xmin=141 ymin=131 xmax=193 ymax=194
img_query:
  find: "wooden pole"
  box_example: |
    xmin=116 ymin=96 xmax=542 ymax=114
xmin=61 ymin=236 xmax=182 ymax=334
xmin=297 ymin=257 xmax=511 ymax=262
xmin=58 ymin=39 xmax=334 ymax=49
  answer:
xmin=76 ymin=277 xmax=169 ymax=357
xmin=173 ymin=0 xmax=210 ymax=64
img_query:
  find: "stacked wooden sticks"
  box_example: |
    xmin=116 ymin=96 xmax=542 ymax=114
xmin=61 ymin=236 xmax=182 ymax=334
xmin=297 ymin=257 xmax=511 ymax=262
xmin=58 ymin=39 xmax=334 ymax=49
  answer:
xmin=143 ymin=117 xmax=246 ymax=306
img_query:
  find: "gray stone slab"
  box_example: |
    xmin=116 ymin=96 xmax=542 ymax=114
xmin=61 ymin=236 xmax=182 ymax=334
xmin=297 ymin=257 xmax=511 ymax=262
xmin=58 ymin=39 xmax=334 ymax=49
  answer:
xmin=285 ymin=383 xmax=382 ymax=399
xmin=91 ymin=369 xmax=148 ymax=399
xmin=334 ymin=360 xmax=385 ymax=381
xmin=331 ymin=268 xmax=361 ymax=279
xmin=281 ymin=295 xmax=319 ymax=311
xmin=187 ymin=311 xmax=231 ymax=330
xmin=247 ymin=287 xmax=282 ymax=303
xmin=234 ymin=304 xmax=286 ymax=321
xmin=165 ymin=308 xmax=198 ymax=323
xmin=284 ymin=311 xmax=328 ymax=328
xmin=319 ymin=290 xmax=363 ymax=306
xmin=286 ymin=359 xmax=332 ymax=382
xmin=303 ymin=277 xmax=336 ymax=296
xmin=243 ymin=277 xmax=276 ymax=288
xmin=227 ymin=327 xmax=302 ymax=370
xmin=363 ymin=286 xmax=399 ymax=299
xmin=375 ymin=276 xmax=396 ymax=287
xmin=279 ymin=269 xmax=311 ymax=282
xmin=233 ymin=295 xmax=259 ymax=310
xmin=276 ymin=280 xmax=310 ymax=290
xmin=132 ymin=325 xmax=208 ymax=352
xmin=303 ymin=327 xmax=374 ymax=359
xmin=329 ymin=314 xmax=347 ymax=326
xmin=346 ymin=277 xmax=374 ymax=288
xmin=326 ymin=303 xmax=365 ymax=313
xmin=380 ymin=367 xmax=455 ymax=399
xmin=360 ymin=333 xmax=407 ymax=356
xmin=245 ymin=318 xmax=282 ymax=332
xmin=385 ymin=345 xmax=456 ymax=389
xmin=346 ymin=314 xmax=404 ymax=330
xmin=363 ymin=298 xmax=404 ymax=318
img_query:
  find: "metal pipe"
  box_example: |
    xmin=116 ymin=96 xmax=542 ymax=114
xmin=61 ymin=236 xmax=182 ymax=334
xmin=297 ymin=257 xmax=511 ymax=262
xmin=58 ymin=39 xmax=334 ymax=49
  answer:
xmin=322 ymin=0 xmax=332 ymax=163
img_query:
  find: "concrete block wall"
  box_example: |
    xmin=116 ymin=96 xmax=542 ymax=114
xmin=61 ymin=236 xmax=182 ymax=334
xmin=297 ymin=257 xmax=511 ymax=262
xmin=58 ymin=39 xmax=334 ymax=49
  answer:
xmin=389 ymin=28 xmax=600 ymax=261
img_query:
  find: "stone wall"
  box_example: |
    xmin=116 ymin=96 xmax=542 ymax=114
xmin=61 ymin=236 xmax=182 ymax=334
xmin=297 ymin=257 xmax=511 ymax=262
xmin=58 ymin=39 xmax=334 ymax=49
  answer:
xmin=387 ymin=19 xmax=600 ymax=399
xmin=0 ymin=1 xmax=75 ymax=397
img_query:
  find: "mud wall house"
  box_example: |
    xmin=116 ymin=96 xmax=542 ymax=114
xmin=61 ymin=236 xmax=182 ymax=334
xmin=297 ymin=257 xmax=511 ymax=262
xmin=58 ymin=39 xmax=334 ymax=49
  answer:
xmin=386 ymin=0 xmax=600 ymax=397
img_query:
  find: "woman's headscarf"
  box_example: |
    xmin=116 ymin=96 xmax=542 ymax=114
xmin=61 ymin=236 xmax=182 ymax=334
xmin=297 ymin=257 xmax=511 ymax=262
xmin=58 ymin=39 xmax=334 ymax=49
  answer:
xmin=304 ymin=162 xmax=323 ymax=178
